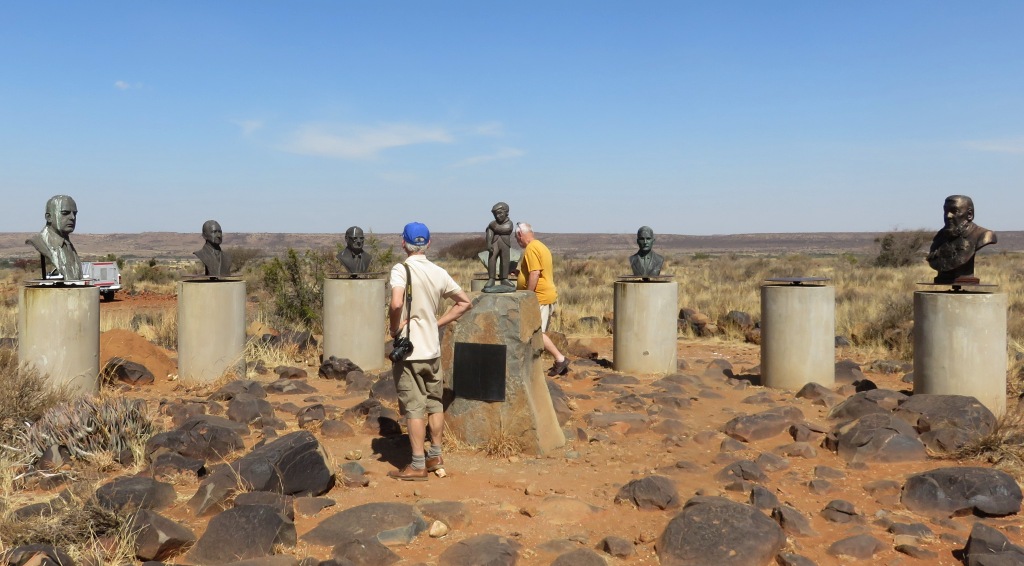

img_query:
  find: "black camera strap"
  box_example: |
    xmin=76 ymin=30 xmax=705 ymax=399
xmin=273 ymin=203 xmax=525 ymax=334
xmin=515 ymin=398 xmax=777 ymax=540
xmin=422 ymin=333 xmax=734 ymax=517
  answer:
xmin=400 ymin=262 xmax=412 ymax=341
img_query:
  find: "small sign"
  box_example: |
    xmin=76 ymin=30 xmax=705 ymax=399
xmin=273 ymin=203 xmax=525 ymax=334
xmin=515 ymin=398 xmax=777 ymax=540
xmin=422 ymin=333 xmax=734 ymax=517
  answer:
xmin=453 ymin=343 xmax=507 ymax=401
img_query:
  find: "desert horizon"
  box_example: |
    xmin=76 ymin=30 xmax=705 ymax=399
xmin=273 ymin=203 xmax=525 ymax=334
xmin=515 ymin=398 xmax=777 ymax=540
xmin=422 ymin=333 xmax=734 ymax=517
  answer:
xmin=3 ymin=230 xmax=1024 ymax=261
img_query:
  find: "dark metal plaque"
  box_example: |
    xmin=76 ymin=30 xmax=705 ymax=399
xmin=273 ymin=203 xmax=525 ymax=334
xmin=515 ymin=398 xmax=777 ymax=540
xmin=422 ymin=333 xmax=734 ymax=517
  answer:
xmin=764 ymin=276 xmax=830 ymax=285
xmin=453 ymin=342 xmax=507 ymax=401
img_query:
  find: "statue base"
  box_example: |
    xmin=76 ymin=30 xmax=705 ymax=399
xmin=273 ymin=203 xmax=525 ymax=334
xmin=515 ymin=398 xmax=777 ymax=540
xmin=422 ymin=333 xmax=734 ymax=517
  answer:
xmin=481 ymin=282 xmax=516 ymax=294
xmin=913 ymin=290 xmax=1007 ymax=414
xmin=18 ymin=284 xmax=100 ymax=396
xmin=442 ymin=291 xmax=565 ymax=455
xmin=323 ymin=278 xmax=386 ymax=371
xmin=178 ymin=279 xmax=246 ymax=383
xmin=760 ymin=283 xmax=835 ymax=390
xmin=613 ymin=280 xmax=678 ymax=374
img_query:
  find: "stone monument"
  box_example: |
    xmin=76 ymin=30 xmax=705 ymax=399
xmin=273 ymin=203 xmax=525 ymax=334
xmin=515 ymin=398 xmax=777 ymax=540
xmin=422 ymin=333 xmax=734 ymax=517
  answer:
xmin=483 ymin=202 xmax=515 ymax=293
xmin=628 ymin=226 xmax=664 ymax=277
xmin=26 ymin=195 xmax=83 ymax=280
xmin=926 ymin=195 xmax=997 ymax=284
xmin=194 ymin=220 xmax=232 ymax=277
xmin=336 ymin=226 xmax=372 ymax=275
xmin=443 ymin=291 xmax=565 ymax=454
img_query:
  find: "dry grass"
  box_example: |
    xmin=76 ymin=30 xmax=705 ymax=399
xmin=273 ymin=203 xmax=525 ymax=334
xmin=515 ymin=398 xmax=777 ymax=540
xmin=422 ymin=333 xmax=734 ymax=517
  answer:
xmin=0 ymin=350 xmax=72 ymax=462
xmin=949 ymin=404 xmax=1024 ymax=480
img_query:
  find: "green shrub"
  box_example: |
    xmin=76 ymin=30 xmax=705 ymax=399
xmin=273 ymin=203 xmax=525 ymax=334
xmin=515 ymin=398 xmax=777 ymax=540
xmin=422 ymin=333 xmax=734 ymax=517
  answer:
xmin=261 ymin=248 xmax=333 ymax=332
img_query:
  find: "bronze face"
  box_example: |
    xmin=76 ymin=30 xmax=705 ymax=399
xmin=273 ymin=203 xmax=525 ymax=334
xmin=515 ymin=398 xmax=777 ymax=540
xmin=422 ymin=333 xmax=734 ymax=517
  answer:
xmin=942 ymin=196 xmax=973 ymax=235
xmin=345 ymin=226 xmax=365 ymax=253
xmin=46 ymin=195 xmax=78 ymax=235
xmin=202 ymin=220 xmax=223 ymax=246
xmin=636 ymin=226 xmax=655 ymax=254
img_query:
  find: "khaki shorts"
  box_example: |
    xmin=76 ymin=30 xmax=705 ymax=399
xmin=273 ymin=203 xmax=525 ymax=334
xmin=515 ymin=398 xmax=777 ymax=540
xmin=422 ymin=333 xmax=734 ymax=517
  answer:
xmin=540 ymin=303 xmax=556 ymax=332
xmin=392 ymin=357 xmax=443 ymax=419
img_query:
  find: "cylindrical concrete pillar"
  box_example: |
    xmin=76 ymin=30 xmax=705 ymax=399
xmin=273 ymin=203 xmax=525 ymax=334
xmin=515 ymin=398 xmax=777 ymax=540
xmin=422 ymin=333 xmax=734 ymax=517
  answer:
xmin=914 ymin=291 xmax=1007 ymax=414
xmin=323 ymin=277 xmax=386 ymax=371
xmin=613 ymin=281 xmax=678 ymax=374
xmin=470 ymin=278 xmax=489 ymax=292
xmin=761 ymin=284 xmax=836 ymax=390
xmin=18 ymin=284 xmax=100 ymax=395
xmin=178 ymin=280 xmax=246 ymax=383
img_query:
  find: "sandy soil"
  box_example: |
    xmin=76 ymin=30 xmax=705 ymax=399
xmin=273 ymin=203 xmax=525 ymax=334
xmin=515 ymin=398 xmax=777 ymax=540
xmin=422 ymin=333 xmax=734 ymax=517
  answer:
xmin=23 ymin=293 xmax=1023 ymax=565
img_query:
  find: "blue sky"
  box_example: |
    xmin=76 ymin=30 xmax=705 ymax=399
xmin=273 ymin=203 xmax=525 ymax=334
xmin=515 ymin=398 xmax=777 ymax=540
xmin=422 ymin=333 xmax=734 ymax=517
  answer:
xmin=2 ymin=2 xmax=1023 ymax=235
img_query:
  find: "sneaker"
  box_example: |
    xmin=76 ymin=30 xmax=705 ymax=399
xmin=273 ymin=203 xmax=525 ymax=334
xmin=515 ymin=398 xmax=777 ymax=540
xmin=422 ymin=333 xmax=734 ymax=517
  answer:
xmin=388 ymin=465 xmax=428 ymax=481
xmin=547 ymin=358 xmax=570 ymax=377
xmin=426 ymin=455 xmax=445 ymax=472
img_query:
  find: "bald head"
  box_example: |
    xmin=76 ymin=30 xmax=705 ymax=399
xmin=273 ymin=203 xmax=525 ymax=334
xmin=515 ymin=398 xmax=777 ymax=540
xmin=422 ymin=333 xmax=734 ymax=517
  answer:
xmin=202 ymin=220 xmax=223 ymax=247
xmin=345 ymin=226 xmax=365 ymax=253
xmin=943 ymin=195 xmax=974 ymax=234
xmin=45 ymin=195 xmax=77 ymax=236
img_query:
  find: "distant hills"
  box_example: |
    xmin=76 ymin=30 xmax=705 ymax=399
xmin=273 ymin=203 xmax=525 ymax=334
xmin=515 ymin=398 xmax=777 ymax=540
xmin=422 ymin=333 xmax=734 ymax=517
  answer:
xmin=1 ymin=231 xmax=1022 ymax=261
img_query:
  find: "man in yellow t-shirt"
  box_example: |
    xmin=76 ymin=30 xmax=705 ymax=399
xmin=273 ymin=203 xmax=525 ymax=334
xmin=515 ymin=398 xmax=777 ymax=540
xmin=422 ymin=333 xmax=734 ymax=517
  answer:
xmin=514 ymin=222 xmax=569 ymax=377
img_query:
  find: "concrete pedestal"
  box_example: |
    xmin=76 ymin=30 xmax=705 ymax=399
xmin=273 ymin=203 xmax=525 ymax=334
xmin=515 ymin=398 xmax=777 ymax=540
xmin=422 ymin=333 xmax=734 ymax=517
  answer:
xmin=914 ymin=291 xmax=1007 ymax=414
xmin=613 ymin=281 xmax=678 ymax=374
xmin=178 ymin=280 xmax=246 ymax=384
xmin=443 ymin=291 xmax=565 ymax=455
xmin=323 ymin=277 xmax=386 ymax=371
xmin=761 ymin=284 xmax=835 ymax=390
xmin=18 ymin=284 xmax=100 ymax=395
xmin=470 ymin=278 xmax=488 ymax=292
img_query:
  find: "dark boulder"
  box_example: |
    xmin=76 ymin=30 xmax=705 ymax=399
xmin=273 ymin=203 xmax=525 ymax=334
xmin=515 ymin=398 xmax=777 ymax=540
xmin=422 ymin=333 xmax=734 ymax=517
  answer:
xmin=902 ymin=467 xmax=1023 ymax=517
xmin=827 ymin=413 xmax=927 ymax=463
xmin=438 ymin=534 xmax=521 ymax=566
xmin=303 ymin=502 xmax=427 ymax=547
xmin=613 ymin=475 xmax=680 ymax=510
xmin=128 ymin=509 xmax=196 ymax=561
xmin=656 ymin=496 xmax=785 ymax=565
xmin=186 ymin=504 xmax=295 ymax=564
xmin=723 ymin=406 xmax=804 ymax=442
xmin=101 ymin=357 xmax=154 ymax=385
xmin=318 ymin=356 xmax=361 ymax=381
xmin=95 ymin=476 xmax=175 ymax=513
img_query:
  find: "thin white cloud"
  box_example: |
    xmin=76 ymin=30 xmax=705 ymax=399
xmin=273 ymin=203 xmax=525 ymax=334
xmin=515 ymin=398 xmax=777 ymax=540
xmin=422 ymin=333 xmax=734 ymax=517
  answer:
xmin=281 ymin=123 xmax=453 ymax=159
xmin=965 ymin=137 xmax=1024 ymax=155
xmin=451 ymin=147 xmax=525 ymax=168
xmin=235 ymin=119 xmax=264 ymax=136
xmin=472 ymin=121 xmax=505 ymax=137
xmin=114 ymin=80 xmax=142 ymax=90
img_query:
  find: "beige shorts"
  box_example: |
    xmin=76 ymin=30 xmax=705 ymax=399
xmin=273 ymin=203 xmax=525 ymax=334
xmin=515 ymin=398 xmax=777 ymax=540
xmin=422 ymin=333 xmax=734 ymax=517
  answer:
xmin=392 ymin=357 xmax=443 ymax=419
xmin=540 ymin=303 xmax=556 ymax=332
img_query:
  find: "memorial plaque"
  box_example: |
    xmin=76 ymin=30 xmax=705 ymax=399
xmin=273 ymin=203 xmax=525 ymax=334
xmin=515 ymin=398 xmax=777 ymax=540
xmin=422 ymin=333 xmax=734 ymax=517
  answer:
xmin=453 ymin=342 xmax=506 ymax=401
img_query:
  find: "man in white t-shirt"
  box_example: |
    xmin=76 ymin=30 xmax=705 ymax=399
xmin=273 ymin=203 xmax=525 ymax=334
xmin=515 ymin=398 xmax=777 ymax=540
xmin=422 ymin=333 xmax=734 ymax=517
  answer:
xmin=388 ymin=222 xmax=473 ymax=480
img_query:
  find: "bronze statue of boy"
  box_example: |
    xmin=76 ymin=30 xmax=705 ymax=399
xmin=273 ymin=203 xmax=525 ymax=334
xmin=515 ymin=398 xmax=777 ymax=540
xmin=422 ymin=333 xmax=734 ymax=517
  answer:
xmin=926 ymin=195 xmax=997 ymax=284
xmin=484 ymin=202 xmax=515 ymax=292
xmin=194 ymin=220 xmax=232 ymax=277
xmin=26 ymin=194 xmax=83 ymax=280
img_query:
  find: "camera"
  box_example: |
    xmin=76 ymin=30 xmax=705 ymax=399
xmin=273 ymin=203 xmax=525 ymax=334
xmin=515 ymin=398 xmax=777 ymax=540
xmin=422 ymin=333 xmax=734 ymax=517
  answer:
xmin=389 ymin=336 xmax=414 ymax=363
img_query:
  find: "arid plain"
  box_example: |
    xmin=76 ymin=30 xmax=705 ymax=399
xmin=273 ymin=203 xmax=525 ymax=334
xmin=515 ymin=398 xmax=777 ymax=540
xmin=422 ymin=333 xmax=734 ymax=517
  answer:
xmin=2 ymin=231 xmax=1024 ymax=566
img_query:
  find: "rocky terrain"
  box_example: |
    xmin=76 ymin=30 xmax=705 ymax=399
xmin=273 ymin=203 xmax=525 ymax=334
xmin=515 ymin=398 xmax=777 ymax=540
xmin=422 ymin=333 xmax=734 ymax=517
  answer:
xmin=4 ymin=324 xmax=1024 ymax=566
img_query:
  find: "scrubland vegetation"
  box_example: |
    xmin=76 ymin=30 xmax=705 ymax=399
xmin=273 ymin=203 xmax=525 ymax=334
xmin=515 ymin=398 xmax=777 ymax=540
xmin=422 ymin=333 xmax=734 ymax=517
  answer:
xmin=0 ymin=234 xmax=1023 ymax=560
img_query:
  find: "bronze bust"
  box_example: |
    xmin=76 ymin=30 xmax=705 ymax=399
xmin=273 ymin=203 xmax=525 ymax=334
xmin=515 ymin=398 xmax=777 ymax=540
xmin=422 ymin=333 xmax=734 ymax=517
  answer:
xmin=926 ymin=195 xmax=997 ymax=284
xmin=337 ymin=226 xmax=372 ymax=274
xmin=628 ymin=226 xmax=664 ymax=277
xmin=194 ymin=220 xmax=232 ymax=277
xmin=484 ymin=202 xmax=515 ymax=292
xmin=26 ymin=195 xmax=83 ymax=280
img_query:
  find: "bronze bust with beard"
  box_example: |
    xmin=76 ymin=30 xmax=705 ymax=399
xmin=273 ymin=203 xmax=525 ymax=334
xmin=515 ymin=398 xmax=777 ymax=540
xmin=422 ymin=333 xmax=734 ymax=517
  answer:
xmin=926 ymin=195 xmax=997 ymax=284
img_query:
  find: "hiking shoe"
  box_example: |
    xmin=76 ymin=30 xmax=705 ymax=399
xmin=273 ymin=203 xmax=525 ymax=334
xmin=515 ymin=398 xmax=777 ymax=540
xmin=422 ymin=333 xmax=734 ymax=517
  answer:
xmin=547 ymin=358 xmax=570 ymax=377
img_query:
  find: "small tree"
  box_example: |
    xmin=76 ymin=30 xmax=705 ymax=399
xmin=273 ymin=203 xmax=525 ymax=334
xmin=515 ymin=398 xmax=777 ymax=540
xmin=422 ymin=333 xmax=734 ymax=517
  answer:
xmin=873 ymin=230 xmax=931 ymax=268
xmin=261 ymin=248 xmax=333 ymax=332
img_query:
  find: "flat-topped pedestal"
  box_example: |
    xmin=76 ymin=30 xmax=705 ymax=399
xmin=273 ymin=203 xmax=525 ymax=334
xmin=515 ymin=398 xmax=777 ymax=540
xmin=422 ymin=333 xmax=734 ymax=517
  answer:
xmin=178 ymin=278 xmax=246 ymax=383
xmin=914 ymin=288 xmax=1006 ymax=414
xmin=761 ymin=278 xmax=835 ymax=390
xmin=323 ymin=277 xmax=386 ymax=371
xmin=613 ymin=278 xmax=678 ymax=374
xmin=19 ymin=282 xmax=100 ymax=395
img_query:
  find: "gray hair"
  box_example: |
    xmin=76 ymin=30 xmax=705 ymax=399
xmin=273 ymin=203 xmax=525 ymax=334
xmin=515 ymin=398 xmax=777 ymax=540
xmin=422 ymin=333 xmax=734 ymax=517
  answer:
xmin=404 ymin=242 xmax=428 ymax=254
xmin=515 ymin=222 xmax=533 ymax=235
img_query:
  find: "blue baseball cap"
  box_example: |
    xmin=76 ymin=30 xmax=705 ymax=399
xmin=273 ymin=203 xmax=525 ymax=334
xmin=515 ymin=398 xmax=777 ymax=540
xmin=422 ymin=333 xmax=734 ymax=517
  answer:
xmin=402 ymin=222 xmax=430 ymax=245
